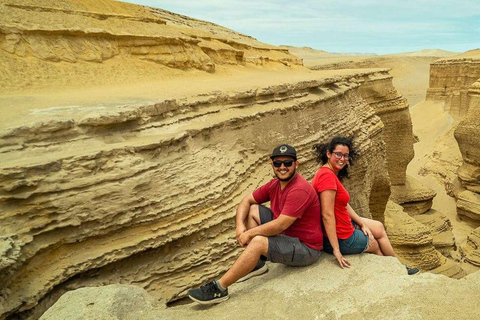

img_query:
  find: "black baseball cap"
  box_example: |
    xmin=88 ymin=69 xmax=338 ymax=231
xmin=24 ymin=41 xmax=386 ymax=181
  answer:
xmin=270 ymin=144 xmax=297 ymax=160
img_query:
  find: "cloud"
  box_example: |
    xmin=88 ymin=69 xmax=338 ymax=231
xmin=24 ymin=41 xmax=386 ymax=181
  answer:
xmin=122 ymin=0 xmax=480 ymax=54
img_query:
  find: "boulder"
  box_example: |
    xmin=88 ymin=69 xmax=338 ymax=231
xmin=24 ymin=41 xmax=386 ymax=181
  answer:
xmin=40 ymin=285 xmax=158 ymax=320
xmin=41 ymin=255 xmax=480 ymax=320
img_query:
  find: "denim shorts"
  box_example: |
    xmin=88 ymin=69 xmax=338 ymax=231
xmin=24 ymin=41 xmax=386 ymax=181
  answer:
xmin=258 ymin=205 xmax=321 ymax=267
xmin=322 ymin=222 xmax=369 ymax=255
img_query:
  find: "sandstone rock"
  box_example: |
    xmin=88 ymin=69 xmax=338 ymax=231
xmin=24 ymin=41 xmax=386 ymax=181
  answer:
xmin=413 ymin=209 xmax=456 ymax=256
xmin=0 ymin=0 xmax=302 ymax=94
xmin=42 ymin=255 xmax=480 ymax=320
xmin=39 ymin=285 xmax=158 ymax=320
xmin=428 ymin=258 xmax=466 ymax=279
xmin=384 ymin=201 xmax=442 ymax=270
xmin=0 ymin=68 xmax=407 ymax=318
xmin=390 ymin=175 xmax=436 ymax=215
xmin=426 ymin=50 xmax=480 ymax=118
xmin=460 ymin=226 xmax=480 ymax=266
xmin=457 ymin=190 xmax=480 ymax=222
xmin=455 ymin=78 xmax=480 ymax=193
xmin=357 ymin=74 xmax=414 ymax=186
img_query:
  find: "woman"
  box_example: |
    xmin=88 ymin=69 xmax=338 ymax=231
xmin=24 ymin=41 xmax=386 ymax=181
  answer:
xmin=311 ymin=136 xmax=419 ymax=275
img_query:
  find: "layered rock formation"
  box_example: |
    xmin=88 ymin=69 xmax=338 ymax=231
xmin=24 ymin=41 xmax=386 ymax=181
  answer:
xmin=461 ymin=226 xmax=480 ymax=266
xmin=426 ymin=50 xmax=480 ymax=117
xmin=423 ymin=50 xmax=480 ymax=271
xmin=40 ymin=255 xmax=480 ymax=320
xmin=1 ymin=63 xmax=413 ymax=318
xmin=455 ymin=76 xmax=480 ymax=221
xmin=0 ymin=0 xmax=300 ymax=95
xmin=450 ymin=53 xmax=480 ymax=265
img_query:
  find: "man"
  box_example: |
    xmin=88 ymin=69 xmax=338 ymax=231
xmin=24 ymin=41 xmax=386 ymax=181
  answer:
xmin=188 ymin=144 xmax=323 ymax=304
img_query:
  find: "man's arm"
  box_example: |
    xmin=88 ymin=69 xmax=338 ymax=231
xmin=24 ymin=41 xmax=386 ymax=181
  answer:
xmin=238 ymin=214 xmax=296 ymax=246
xmin=235 ymin=193 xmax=258 ymax=241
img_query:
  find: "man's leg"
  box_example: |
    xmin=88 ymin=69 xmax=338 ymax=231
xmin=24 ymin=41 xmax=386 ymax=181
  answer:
xmin=236 ymin=205 xmax=270 ymax=282
xmin=245 ymin=204 xmax=261 ymax=229
xmin=188 ymin=235 xmax=268 ymax=304
xmin=219 ymin=235 xmax=268 ymax=288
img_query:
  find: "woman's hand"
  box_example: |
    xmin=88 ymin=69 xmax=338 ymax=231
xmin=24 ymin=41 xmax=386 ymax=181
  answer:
xmin=333 ymin=248 xmax=351 ymax=269
xmin=361 ymin=224 xmax=375 ymax=246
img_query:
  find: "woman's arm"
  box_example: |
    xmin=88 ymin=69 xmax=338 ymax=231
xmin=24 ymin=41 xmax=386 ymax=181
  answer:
xmin=321 ymin=190 xmax=351 ymax=269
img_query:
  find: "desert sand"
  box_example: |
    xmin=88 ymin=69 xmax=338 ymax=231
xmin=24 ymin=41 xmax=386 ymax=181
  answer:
xmin=1 ymin=1 xmax=480 ymax=319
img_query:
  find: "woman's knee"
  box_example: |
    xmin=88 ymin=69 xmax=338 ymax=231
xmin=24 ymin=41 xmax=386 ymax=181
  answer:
xmin=364 ymin=218 xmax=387 ymax=238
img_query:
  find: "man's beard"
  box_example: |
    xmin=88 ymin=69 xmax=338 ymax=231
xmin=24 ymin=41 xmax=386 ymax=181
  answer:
xmin=275 ymin=168 xmax=296 ymax=182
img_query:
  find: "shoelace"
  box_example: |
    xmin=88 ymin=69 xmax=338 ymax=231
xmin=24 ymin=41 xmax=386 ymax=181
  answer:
xmin=200 ymin=282 xmax=218 ymax=293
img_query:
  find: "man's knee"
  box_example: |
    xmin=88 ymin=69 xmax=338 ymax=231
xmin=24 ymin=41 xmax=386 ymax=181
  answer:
xmin=247 ymin=235 xmax=268 ymax=255
xmin=248 ymin=204 xmax=261 ymax=223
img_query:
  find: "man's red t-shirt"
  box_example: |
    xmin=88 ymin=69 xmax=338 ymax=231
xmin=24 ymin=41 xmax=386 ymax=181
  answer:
xmin=311 ymin=167 xmax=355 ymax=239
xmin=252 ymin=174 xmax=323 ymax=250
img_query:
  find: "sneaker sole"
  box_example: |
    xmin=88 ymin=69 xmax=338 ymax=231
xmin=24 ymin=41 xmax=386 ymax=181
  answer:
xmin=188 ymin=295 xmax=229 ymax=305
xmin=236 ymin=264 xmax=268 ymax=283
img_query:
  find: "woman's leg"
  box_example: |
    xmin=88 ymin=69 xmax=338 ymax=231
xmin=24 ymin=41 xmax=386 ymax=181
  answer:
xmin=364 ymin=236 xmax=383 ymax=256
xmin=361 ymin=218 xmax=395 ymax=256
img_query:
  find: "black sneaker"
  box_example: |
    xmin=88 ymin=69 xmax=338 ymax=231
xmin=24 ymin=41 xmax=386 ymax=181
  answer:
xmin=237 ymin=260 xmax=268 ymax=283
xmin=406 ymin=265 xmax=420 ymax=275
xmin=188 ymin=281 xmax=229 ymax=304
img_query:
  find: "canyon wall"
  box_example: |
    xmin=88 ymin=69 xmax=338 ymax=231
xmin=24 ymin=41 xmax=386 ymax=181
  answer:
xmin=1 ymin=67 xmax=409 ymax=319
xmin=425 ymin=50 xmax=480 ymax=267
xmin=426 ymin=51 xmax=480 ymax=117
xmin=0 ymin=0 xmax=300 ymax=95
xmin=453 ymin=54 xmax=480 ymax=266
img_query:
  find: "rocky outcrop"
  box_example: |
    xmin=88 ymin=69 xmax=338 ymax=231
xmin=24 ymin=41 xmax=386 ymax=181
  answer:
xmin=455 ymin=78 xmax=480 ymax=193
xmin=426 ymin=50 xmax=480 ymax=117
xmin=460 ymin=226 xmax=480 ymax=266
xmin=0 ymin=67 xmax=414 ymax=318
xmin=423 ymin=51 xmax=480 ymax=268
xmin=414 ymin=210 xmax=456 ymax=256
xmin=452 ymin=57 xmax=480 ymax=228
xmin=40 ymin=285 xmax=158 ymax=320
xmin=356 ymin=74 xmax=414 ymax=186
xmin=390 ymin=175 xmax=436 ymax=215
xmin=384 ymin=201 xmax=442 ymax=269
xmin=40 ymin=255 xmax=480 ymax=320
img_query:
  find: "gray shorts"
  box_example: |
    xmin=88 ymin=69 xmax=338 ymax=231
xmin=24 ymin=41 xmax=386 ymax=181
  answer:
xmin=258 ymin=205 xmax=321 ymax=267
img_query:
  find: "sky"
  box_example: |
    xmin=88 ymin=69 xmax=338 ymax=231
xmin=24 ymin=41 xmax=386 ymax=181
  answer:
xmin=123 ymin=0 xmax=479 ymax=54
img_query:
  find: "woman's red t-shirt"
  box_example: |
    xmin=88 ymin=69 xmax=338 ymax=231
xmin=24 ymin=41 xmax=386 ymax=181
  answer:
xmin=311 ymin=167 xmax=355 ymax=239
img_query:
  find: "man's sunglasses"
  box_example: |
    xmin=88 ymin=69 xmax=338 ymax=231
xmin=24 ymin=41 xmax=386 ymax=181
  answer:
xmin=272 ymin=160 xmax=294 ymax=168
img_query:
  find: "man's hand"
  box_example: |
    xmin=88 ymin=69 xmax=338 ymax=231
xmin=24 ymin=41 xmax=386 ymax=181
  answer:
xmin=333 ymin=248 xmax=351 ymax=269
xmin=238 ymin=230 xmax=254 ymax=247
xmin=236 ymin=224 xmax=247 ymax=244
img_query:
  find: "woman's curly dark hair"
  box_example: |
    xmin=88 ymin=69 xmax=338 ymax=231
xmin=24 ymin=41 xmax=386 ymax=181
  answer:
xmin=312 ymin=136 xmax=358 ymax=180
